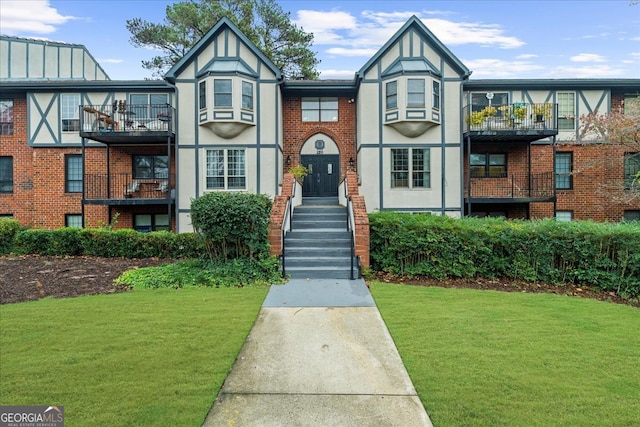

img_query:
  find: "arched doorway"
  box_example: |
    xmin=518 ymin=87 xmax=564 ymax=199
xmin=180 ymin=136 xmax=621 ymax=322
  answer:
xmin=300 ymin=134 xmax=340 ymax=198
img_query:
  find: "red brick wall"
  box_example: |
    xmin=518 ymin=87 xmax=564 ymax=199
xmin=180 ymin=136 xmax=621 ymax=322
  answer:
xmin=283 ymin=97 xmax=357 ymax=176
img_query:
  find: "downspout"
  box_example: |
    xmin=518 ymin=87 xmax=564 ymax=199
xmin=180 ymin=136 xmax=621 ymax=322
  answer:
xmin=81 ymin=137 xmax=86 ymax=228
xmin=164 ymin=79 xmax=178 ymax=232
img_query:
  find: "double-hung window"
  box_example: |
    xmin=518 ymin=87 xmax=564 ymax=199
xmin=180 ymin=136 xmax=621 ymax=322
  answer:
xmin=624 ymin=152 xmax=640 ymax=189
xmin=61 ymin=94 xmax=80 ymax=132
xmin=391 ymin=148 xmax=431 ymax=188
xmin=133 ymin=155 xmax=168 ymax=179
xmin=407 ymin=79 xmax=425 ymax=107
xmin=555 ymin=152 xmax=573 ymax=190
xmin=386 ymin=81 xmax=398 ymax=110
xmin=0 ymin=156 xmax=13 ymax=193
xmin=65 ymin=155 xmax=83 ymax=193
xmin=199 ymin=81 xmax=207 ymax=110
xmin=470 ymin=153 xmax=507 ymax=178
xmin=557 ymin=92 xmax=576 ymax=130
xmin=301 ymin=98 xmax=338 ymax=122
xmin=242 ymin=81 xmax=253 ymax=110
xmin=214 ymin=79 xmax=232 ymax=107
xmin=0 ymin=100 xmax=14 ymax=135
xmin=432 ymin=81 xmax=440 ymax=110
xmin=206 ymin=149 xmax=246 ymax=190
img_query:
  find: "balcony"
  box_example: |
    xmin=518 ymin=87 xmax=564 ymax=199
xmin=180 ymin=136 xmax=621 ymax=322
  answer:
xmin=465 ymin=171 xmax=555 ymax=203
xmin=79 ymin=104 xmax=175 ymax=144
xmin=463 ymin=103 xmax=558 ymax=143
xmin=83 ymin=173 xmax=175 ymax=206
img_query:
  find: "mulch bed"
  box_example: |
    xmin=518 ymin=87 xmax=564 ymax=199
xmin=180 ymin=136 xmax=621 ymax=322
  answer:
xmin=1 ymin=255 xmax=637 ymax=307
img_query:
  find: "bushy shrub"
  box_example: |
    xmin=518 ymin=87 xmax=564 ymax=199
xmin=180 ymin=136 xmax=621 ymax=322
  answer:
xmin=13 ymin=228 xmax=82 ymax=256
xmin=79 ymin=229 xmax=202 ymax=259
xmin=0 ymin=218 xmax=20 ymax=255
xmin=190 ymin=192 xmax=272 ymax=261
xmin=369 ymin=212 xmax=640 ymax=298
xmin=114 ymin=257 xmax=283 ymax=289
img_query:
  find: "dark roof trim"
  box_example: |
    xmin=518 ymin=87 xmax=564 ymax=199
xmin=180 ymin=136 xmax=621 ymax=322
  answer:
xmin=358 ymin=16 xmax=470 ymax=79
xmin=0 ymin=80 xmax=173 ymax=94
xmin=282 ymin=79 xmax=358 ymax=97
xmin=465 ymin=78 xmax=640 ymax=90
xmin=164 ymin=17 xmax=282 ymax=82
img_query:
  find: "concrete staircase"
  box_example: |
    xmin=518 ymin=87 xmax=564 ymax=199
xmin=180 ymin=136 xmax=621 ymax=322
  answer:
xmin=283 ymin=197 xmax=357 ymax=279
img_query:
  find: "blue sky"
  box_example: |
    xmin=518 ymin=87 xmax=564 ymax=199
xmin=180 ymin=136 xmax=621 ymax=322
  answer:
xmin=1 ymin=0 xmax=639 ymax=80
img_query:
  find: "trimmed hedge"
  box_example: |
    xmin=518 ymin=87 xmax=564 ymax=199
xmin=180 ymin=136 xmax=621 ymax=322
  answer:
xmin=369 ymin=212 xmax=640 ymax=298
xmin=0 ymin=218 xmax=21 ymax=255
xmin=10 ymin=228 xmax=203 ymax=259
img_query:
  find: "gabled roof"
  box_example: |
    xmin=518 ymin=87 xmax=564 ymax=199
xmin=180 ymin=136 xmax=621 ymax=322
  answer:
xmin=358 ymin=15 xmax=470 ymax=79
xmin=164 ymin=17 xmax=282 ymax=82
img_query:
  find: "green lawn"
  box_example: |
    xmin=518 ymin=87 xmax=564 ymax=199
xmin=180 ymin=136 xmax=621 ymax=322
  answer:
xmin=0 ymin=287 xmax=267 ymax=426
xmin=370 ymin=282 xmax=640 ymax=427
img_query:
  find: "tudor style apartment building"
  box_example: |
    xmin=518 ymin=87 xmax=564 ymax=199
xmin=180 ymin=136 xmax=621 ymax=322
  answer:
xmin=1 ymin=16 xmax=639 ymax=234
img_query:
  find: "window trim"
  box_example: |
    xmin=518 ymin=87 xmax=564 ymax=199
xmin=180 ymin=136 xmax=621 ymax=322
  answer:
xmin=65 ymin=154 xmax=83 ymax=193
xmin=391 ymin=148 xmax=431 ymax=189
xmin=0 ymin=156 xmax=13 ymax=194
xmin=470 ymin=153 xmax=507 ymax=178
xmin=205 ymin=148 xmax=247 ymax=191
xmin=0 ymin=99 xmax=14 ymax=136
xmin=555 ymin=152 xmax=573 ymax=190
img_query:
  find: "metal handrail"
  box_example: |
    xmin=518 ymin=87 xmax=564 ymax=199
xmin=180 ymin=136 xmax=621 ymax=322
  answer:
xmin=344 ymin=178 xmax=357 ymax=280
xmin=280 ymin=175 xmax=297 ymax=278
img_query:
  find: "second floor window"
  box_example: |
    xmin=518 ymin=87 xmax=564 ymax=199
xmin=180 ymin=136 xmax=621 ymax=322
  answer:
xmin=65 ymin=155 xmax=83 ymax=193
xmin=214 ymin=79 xmax=232 ymax=107
xmin=199 ymin=81 xmax=207 ymax=110
xmin=558 ymin=92 xmax=576 ymax=130
xmin=129 ymin=94 xmax=168 ymax=119
xmin=624 ymin=94 xmax=640 ymax=117
xmin=133 ymin=155 xmax=168 ymax=179
xmin=302 ymin=98 xmax=338 ymax=122
xmin=0 ymin=156 xmax=13 ymax=193
xmin=433 ymin=81 xmax=441 ymax=110
xmin=242 ymin=81 xmax=254 ymax=110
xmin=386 ymin=81 xmax=398 ymax=110
xmin=407 ymin=79 xmax=425 ymax=108
xmin=0 ymin=100 xmax=14 ymax=135
xmin=624 ymin=152 xmax=640 ymax=190
xmin=61 ymin=94 xmax=80 ymax=132
xmin=555 ymin=152 xmax=573 ymax=190
xmin=470 ymin=153 xmax=507 ymax=178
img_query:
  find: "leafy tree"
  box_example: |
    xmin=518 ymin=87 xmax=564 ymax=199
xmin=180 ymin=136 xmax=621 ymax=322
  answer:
xmin=126 ymin=0 xmax=319 ymax=79
xmin=578 ymin=99 xmax=640 ymax=200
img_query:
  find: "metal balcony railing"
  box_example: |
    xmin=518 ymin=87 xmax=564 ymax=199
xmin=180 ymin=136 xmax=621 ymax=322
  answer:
xmin=80 ymin=103 xmax=175 ymax=134
xmin=465 ymin=171 xmax=554 ymax=200
xmin=463 ymin=103 xmax=557 ymax=134
xmin=84 ymin=173 xmax=173 ymax=201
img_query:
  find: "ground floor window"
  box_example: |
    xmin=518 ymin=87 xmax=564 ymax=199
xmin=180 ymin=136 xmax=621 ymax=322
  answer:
xmin=134 ymin=214 xmax=169 ymax=232
xmin=65 ymin=214 xmax=83 ymax=228
xmin=65 ymin=155 xmax=83 ymax=193
xmin=623 ymin=210 xmax=640 ymax=222
xmin=624 ymin=152 xmax=640 ymax=189
xmin=206 ymin=149 xmax=246 ymax=190
xmin=556 ymin=211 xmax=573 ymax=222
xmin=391 ymin=148 xmax=430 ymax=188
xmin=0 ymin=156 xmax=13 ymax=193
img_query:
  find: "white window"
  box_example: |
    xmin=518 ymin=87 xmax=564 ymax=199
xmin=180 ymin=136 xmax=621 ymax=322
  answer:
xmin=214 ymin=79 xmax=232 ymax=107
xmin=302 ymin=98 xmax=338 ymax=122
xmin=407 ymin=79 xmax=425 ymax=108
xmin=391 ymin=148 xmax=430 ymax=188
xmin=61 ymin=94 xmax=80 ymax=132
xmin=556 ymin=211 xmax=573 ymax=222
xmin=558 ymin=92 xmax=575 ymax=130
xmin=206 ymin=149 xmax=246 ymax=190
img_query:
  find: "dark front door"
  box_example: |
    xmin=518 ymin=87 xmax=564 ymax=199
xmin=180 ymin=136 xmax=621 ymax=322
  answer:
xmin=301 ymin=154 xmax=340 ymax=197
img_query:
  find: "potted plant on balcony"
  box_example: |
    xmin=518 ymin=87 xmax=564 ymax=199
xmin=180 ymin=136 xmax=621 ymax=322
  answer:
xmin=466 ymin=110 xmax=485 ymax=128
xmin=532 ymin=104 xmax=553 ymax=122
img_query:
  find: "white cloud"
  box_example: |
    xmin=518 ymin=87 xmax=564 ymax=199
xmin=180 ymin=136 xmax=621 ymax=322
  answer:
xmin=462 ymin=58 xmax=544 ymax=78
xmin=318 ymin=69 xmax=358 ymax=79
xmin=516 ymin=54 xmax=538 ymax=60
xmin=0 ymin=0 xmax=76 ymax=35
xmin=570 ymin=53 xmax=606 ymax=63
xmin=97 ymin=58 xmax=124 ymax=64
xmin=325 ymin=47 xmax=379 ymax=57
xmin=421 ymin=18 xmax=524 ymax=48
xmin=544 ymin=65 xmax=627 ymax=78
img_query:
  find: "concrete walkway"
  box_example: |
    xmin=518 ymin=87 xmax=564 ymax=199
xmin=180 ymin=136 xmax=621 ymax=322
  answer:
xmin=203 ymin=278 xmax=432 ymax=426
